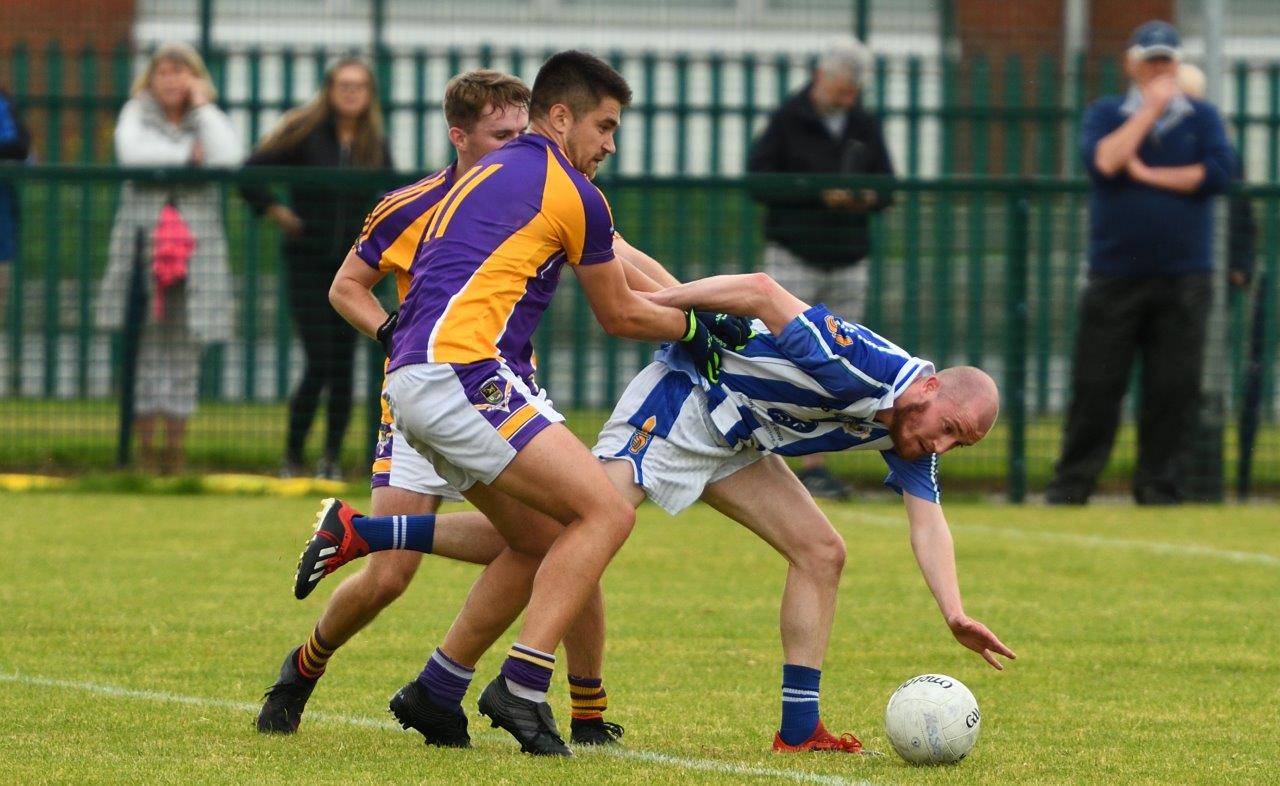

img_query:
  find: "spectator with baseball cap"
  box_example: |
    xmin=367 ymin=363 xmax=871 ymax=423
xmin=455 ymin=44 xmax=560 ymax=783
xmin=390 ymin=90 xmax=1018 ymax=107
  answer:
xmin=1046 ymin=20 xmax=1236 ymax=505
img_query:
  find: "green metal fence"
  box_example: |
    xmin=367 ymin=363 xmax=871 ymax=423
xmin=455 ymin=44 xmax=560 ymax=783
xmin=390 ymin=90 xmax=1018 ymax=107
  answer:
xmin=1 ymin=165 xmax=1277 ymax=500
xmin=8 ymin=43 xmax=1280 ymax=183
xmin=4 ymin=41 xmax=1280 ymax=497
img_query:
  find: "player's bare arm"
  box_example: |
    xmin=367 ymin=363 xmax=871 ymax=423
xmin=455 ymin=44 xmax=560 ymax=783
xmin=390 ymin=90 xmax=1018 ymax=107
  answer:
xmin=903 ymin=492 xmax=1016 ymax=670
xmin=614 ymin=235 xmax=680 ymax=289
xmin=329 ymin=248 xmax=390 ymax=339
xmin=618 ymin=252 xmax=666 ymax=293
xmin=575 ymin=257 xmax=689 ymax=341
xmin=643 ymin=272 xmax=808 ymax=336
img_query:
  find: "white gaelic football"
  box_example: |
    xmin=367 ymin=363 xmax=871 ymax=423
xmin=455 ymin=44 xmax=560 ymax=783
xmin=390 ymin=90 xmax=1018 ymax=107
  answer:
xmin=883 ymin=674 xmax=981 ymax=764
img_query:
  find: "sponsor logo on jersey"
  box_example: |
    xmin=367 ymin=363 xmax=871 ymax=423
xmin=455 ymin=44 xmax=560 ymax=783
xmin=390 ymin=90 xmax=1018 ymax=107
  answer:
xmin=766 ymin=408 xmax=818 ymax=433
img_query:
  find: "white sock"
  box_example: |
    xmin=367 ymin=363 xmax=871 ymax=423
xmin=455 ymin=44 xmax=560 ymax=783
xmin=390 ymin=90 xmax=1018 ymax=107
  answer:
xmin=505 ymin=677 xmax=548 ymax=704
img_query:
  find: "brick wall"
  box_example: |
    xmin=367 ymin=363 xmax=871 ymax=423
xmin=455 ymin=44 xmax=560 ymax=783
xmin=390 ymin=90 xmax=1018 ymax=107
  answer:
xmin=1 ymin=0 xmax=137 ymax=162
xmin=951 ymin=0 xmax=1176 ymax=174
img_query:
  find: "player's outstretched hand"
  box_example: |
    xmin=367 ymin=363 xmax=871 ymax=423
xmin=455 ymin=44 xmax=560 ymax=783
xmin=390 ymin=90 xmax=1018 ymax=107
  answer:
xmin=679 ymin=310 xmax=726 ymax=383
xmin=947 ymin=614 xmax=1017 ymax=670
xmin=696 ymin=311 xmax=754 ymax=350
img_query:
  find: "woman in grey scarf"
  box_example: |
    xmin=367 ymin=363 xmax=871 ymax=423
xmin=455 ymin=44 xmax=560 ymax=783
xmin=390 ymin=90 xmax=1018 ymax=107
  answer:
xmin=94 ymin=42 xmax=241 ymax=474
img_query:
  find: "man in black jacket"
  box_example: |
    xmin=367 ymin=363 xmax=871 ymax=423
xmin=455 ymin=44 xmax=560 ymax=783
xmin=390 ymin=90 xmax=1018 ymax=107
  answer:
xmin=747 ymin=38 xmax=895 ymax=499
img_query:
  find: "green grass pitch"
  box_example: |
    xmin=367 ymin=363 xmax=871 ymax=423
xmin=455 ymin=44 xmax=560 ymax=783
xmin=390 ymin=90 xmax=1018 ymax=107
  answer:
xmin=3 ymin=493 xmax=1278 ymax=784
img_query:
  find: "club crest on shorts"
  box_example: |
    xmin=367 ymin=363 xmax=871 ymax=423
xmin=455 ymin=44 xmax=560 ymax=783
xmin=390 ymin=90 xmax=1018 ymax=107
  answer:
xmin=628 ymin=416 xmax=658 ymax=454
xmin=474 ymin=376 xmax=514 ymax=413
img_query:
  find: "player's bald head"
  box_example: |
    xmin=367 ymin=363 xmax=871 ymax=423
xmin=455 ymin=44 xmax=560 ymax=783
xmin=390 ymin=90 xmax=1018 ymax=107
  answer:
xmin=530 ymin=50 xmax=632 ymax=120
xmin=936 ymin=366 xmax=1000 ymax=438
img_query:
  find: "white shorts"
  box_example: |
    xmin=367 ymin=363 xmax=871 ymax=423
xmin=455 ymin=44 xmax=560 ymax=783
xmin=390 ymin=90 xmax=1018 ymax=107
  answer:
xmin=387 ymin=360 xmax=564 ymax=493
xmin=371 ymin=378 xmax=462 ymax=500
xmin=371 ymin=427 xmax=464 ymax=501
xmin=592 ymin=362 xmax=763 ymax=514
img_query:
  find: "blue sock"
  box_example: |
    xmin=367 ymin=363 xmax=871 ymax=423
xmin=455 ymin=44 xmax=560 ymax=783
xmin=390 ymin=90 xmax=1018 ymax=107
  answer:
xmin=416 ymin=647 xmax=474 ymax=711
xmin=351 ymin=514 xmax=435 ymax=553
xmin=779 ymin=663 xmax=821 ymax=745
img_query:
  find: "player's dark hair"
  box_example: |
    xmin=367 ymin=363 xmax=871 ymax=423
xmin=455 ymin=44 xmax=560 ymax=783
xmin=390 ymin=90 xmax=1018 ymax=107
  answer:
xmin=530 ymin=50 xmax=632 ymax=120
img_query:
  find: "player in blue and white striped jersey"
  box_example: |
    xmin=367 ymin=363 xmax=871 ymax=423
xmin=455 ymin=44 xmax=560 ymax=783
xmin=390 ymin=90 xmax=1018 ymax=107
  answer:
xmin=589 ymin=270 xmax=1014 ymax=751
xmin=597 ymin=271 xmax=995 ymax=515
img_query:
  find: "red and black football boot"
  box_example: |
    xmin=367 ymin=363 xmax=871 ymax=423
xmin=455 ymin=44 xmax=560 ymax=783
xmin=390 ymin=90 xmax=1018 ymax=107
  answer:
xmin=772 ymin=721 xmax=867 ymax=754
xmin=293 ymin=498 xmax=367 ymax=600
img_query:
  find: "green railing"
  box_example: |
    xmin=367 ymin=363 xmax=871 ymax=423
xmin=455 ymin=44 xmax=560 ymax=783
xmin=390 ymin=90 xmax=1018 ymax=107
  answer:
xmin=1 ymin=165 xmax=1277 ymax=499
xmin=8 ymin=43 xmax=1280 ymax=182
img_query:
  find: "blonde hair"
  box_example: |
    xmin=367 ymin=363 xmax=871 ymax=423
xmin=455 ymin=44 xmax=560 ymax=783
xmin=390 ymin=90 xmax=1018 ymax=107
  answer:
xmin=443 ymin=69 xmax=530 ymax=132
xmin=131 ymin=42 xmax=218 ymax=102
xmin=253 ymin=57 xmax=386 ymax=168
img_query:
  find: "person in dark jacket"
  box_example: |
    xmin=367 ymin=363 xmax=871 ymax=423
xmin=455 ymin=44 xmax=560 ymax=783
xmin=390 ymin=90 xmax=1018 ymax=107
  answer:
xmin=0 ymin=86 xmax=31 ymax=331
xmin=1046 ymin=21 xmax=1235 ymax=506
xmin=746 ymin=38 xmax=895 ymax=500
xmin=1177 ymin=63 xmax=1256 ymax=290
xmin=242 ymin=58 xmax=392 ymax=480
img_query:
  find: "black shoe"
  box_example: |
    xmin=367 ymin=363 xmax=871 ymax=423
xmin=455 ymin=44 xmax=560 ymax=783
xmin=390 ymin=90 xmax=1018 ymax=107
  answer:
xmin=1045 ymin=486 xmax=1088 ymax=505
xmin=1134 ymin=487 xmax=1181 ymax=506
xmin=798 ymin=468 xmax=852 ymax=501
xmin=388 ymin=679 xmax=471 ymax=748
xmin=571 ymin=717 xmax=624 ymax=746
xmin=477 ymin=676 xmax=572 ymax=757
xmin=256 ymin=647 xmax=318 ymax=734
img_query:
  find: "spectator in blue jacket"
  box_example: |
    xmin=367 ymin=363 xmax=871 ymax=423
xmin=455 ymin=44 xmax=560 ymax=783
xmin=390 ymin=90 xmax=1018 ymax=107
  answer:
xmin=0 ymin=87 xmax=31 ymax=332
xmin=1047 ymin=21 xmax=1235 ymax=506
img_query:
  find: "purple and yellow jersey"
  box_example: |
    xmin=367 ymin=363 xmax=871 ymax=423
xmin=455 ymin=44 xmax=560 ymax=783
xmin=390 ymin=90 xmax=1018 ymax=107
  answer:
xmin=353 ymin=165 xmax=455 ymax=487
xmin=353 ymin=164 xmax=457 ymax=303
xmin=389 ymin=133 xmax=616 ymax=380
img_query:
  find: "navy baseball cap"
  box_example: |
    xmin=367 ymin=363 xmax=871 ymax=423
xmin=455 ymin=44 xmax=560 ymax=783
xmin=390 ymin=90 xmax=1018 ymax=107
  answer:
xmin=1129 ymin=21 xmax=1182 ymax=60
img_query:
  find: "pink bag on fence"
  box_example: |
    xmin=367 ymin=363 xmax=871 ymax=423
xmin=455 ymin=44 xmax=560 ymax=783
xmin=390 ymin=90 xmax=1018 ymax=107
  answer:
xmin=150 ymin=203 xmax=195 ymax=319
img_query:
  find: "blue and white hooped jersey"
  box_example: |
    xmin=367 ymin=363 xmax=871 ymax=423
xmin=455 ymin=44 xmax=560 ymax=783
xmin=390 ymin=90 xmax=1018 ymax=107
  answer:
xmin=656 ymin=304 xmax=941 ymax=502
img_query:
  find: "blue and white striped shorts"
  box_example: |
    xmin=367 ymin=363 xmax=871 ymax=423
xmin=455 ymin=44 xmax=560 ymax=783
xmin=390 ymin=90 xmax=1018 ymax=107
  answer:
xmin=592 ymin=362 xmax=762 ymax=514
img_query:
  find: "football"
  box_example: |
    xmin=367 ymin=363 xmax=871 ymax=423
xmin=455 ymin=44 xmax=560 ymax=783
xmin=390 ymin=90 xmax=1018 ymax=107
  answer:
xmin=883 ymin=674 xmax=981 ymax=764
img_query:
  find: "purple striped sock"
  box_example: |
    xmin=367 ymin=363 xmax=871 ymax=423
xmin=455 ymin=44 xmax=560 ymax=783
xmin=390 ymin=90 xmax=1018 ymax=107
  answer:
xmin=500 ymin=643 xmax=555 ymax=693
xmin=415 ymin=648 xmax=474 ymax=709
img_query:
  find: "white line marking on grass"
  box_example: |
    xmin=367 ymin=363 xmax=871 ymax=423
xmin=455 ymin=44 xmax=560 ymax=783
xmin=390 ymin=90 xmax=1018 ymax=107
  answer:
xmin=0 ymin=670 xmax=877 ymax=786
xmin=837 ymin=510 xmax=1280 ymax=566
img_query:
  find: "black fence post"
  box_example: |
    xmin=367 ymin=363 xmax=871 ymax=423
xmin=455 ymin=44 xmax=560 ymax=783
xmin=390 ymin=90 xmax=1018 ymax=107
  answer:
xmin=116 ymin=227 xmax=148 ymax=468
xmin=1005 ymin=194 xmax=1029 ymax=503
xmin=1236 ymin=271 xmax=1269 ymax=499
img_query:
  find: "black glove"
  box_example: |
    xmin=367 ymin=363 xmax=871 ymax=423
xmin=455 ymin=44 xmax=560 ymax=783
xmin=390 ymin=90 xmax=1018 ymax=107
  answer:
xmin=679 ymin=309 xmax=726 ymax=383
xmin=375 ymin=310 xmax=398 ymax=357
xmin=695 ymin=311 xmax=754 ymax=350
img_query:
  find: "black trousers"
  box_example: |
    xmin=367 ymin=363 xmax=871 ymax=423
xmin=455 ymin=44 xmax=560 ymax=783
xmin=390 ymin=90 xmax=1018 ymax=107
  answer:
xmin=1048 ymin=271 xmax=1212 ymax=503
xmin=284 ymin=248 xmax=357 ymax=464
